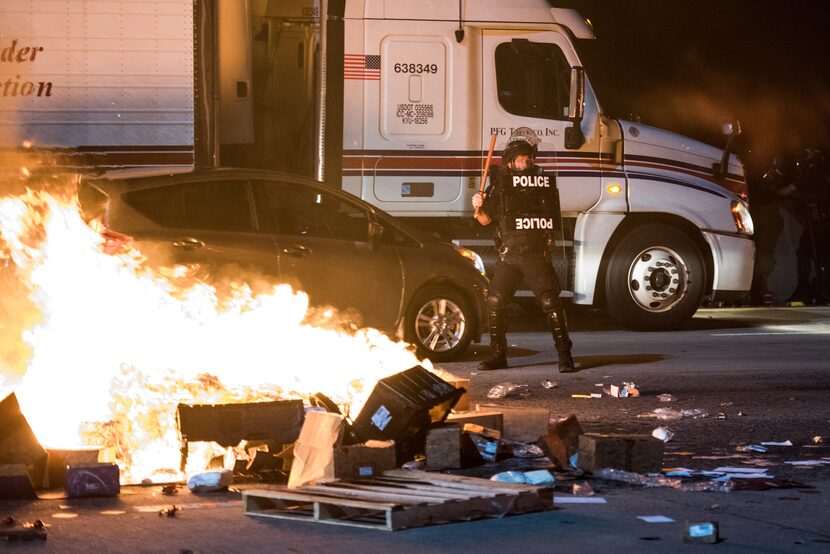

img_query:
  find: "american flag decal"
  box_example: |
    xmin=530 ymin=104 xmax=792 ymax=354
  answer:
xmin=344 ymin=54 xmax=381 ymax=80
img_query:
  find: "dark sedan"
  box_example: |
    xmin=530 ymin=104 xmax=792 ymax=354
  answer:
xmin=80 ymin=168 xmax=488 ymax=362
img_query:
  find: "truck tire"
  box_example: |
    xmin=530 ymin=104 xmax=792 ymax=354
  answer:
xmin=406 ymin=286 xmax=474 ymax=362
xmin=604 ymin=224 xmax=705 ymax=330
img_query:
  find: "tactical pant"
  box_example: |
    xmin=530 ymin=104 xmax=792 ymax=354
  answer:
xmin=485 ymin=255 xmax=573 ymax=364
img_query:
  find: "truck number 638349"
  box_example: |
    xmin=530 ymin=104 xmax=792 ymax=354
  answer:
xmin=393 ymin=63 xmax=439 ymax=74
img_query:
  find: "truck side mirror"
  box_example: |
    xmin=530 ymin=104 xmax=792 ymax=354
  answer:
xmin=565 ymin=66 xmax=585 ymax=150
xmin=713 ymin=120 xmax=742 ymax=179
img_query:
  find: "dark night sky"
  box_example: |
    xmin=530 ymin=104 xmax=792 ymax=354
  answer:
xmin=559 ymin=0 xmax=830 ymax=175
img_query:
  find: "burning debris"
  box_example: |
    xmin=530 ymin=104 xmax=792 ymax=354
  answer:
xmin=0 ymin=174 xmax=427 ymax=483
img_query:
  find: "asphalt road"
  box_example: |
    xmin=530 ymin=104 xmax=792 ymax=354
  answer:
xmin=2 ymin=306 xmax=829 ymax=552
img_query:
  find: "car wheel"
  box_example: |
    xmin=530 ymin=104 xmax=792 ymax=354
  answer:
xmin=406 ymin=286 xmax=474 ymax=362
xmin=604 ymin=224 xmax=705 ymax=330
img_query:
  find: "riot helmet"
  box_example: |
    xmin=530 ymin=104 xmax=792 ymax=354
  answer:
xmin=502 ymin=127 xmax=540 ymax=165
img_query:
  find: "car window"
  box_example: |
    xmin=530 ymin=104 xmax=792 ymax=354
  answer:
xmin=122 ymin=184 xmax=183 ymax=228
xmin=257 ymin=181 xmax=369 ymax=242
xmin=495 ymin=40 xmax=571 ymax=120
xmin=181 ymin=180 xmax=254 ymax=232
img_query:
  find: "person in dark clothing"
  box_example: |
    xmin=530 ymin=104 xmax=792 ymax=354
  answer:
xmin=472 ymin=127 xmax=576 ymax=372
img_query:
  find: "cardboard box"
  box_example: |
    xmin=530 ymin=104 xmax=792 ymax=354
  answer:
xmin=577 ymin=433 xmax=663 ymax=474
xmin=0 ymin=464 xmax=37 ymax=500
xmin=491 ymin=406 xmax=550 ymax=442
xmin=66 ymin=463 xmax=120 ymax=497
xmin=445 ymin=410 xmax=504 ymax=434
xmin=447 ymin=378 xmax=470 ymax=412
xmin=0 ymin=393 xmax=48 ymax=489
xmin=45 ymin=447 xmax=102 ymax=488
xmin=544 ymin=415 xmax=583 ymax=469
xmin=332 ymin=440 xmax=396 ymax=479
xmin=425 ymin=425 xmax=483 ymax=469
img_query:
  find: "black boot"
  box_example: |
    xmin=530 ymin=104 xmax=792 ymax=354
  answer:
xmin=546 ymin=308 xmax=576 ymax=373
xmin=479 ymin=308 xmax=508 ymax=370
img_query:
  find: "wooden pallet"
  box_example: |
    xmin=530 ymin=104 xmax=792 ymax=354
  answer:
xmin=243 ymin=469 xmax=555 ymax=531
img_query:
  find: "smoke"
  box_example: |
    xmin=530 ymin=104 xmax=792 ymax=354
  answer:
xmin=621 ymin=46 xmax=830 ymax=169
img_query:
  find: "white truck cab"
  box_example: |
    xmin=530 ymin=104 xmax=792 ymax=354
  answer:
xmin=337 ymin=0 xmax=754 ymax=329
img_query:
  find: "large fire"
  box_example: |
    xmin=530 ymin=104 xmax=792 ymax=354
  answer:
xmin=0 ymin=174 xmax=427 ymax=483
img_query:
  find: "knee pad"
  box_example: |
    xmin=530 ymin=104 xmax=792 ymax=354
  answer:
xmin=539 ymin=290 xmax=561 ymax=313
xmin=487 ymin=293 xmax=506 ymax=311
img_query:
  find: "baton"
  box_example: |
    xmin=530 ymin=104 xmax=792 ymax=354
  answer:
xmin=473 ymin=132 xmax=499 ymax=219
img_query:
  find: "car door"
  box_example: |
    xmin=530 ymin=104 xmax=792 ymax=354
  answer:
xmin=253 ymin=179 xmax=403 ymax=330
xmin=119 ymin=178 xmax=281 ymax=281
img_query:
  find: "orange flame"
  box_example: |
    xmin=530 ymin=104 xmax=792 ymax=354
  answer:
xmin=0 ymin=180 xmax=427 ymax=483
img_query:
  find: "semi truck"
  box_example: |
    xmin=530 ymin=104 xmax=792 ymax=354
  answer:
xmin=0 ymin=0 xmax=755 ymax=330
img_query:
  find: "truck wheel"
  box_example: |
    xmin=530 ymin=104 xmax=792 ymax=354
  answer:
xmin=604 ymin=224 xmax=705 ymax=330
xmin=406 ymin=286 xmax=474 ymax=362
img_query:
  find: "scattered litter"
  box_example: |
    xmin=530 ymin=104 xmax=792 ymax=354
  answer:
xmin=736 ymin=444 xmax=768 ymax=453
xmin=158 ymin=506 xmax=179 ymax=518
xmin=657 ymin=394 xmax=673 ymax=402
xmin=487 ymin=383 xmax=530 ymax=399
xmin=523 ymin=470 xmax=556 ymax=486
xmin=761 ymin=440 xmax=793 ymax=446
xmin=785 ymin=460 xmax=830 ymax=467
xmin=490 ymin=471 xmax=527 ymax=484
xmin=571 ymin=393 xmax=602 ymax=399
xmin=684 ymin=521 xmax=719 ymax=544
xmin=813 ymin=436 xmax=825 ymax=444
xmin=652 ymin=426 xmax=674 ymax=443
xmin=663 ymin=468 xmax=693 ymax=477
xmin=606 ymin=382 xmax=639 ymax=398
xmin=554 ymin=496 xmax=607 ymax=504
xmin=595 ymin=468 xmax=736 ymax=492
xmin=713 ymin=466 xmax=771 ymax=474
xmin=401 ymin=459 xmax=426 ymax=471
xmin=0 ymin=519 xmax=47 ymax=543
xmin=638 ymin=515 xmax=675 ymax=523
xmin=737 ymin=411 xmax=746 ymax=416
xmin=187 ymin=469 xmax=233 ymax=492
xmin=638 ymin=408 xmax=709 ymax=420
xmin=161 ymin=484 xmax=179 ymax=496
xmin=542 ymin=379 xmax=557 ymax=389
xmin=717 ymin=413 xmax=727 ymax=419
xmin=509 ymin=441 xmax=545 ymax=459
xmin=720 ymin=402 xmax=733 ymax=407
xmin=491 ymin=469 xmax=555 ymax=486
xmin=572 ymin=482 xmax=595 ymax=497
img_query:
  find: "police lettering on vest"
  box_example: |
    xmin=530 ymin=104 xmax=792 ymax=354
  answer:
xmin=514 ymin=217 xmax=554 ymax=230
xmin=511 ymin=175 xmax=550 ymax=188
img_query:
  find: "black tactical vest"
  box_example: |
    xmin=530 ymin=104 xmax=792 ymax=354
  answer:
xmin=496 ymin=167 xmax=558 ymax=259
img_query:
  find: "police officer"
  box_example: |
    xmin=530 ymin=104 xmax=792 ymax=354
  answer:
xmin=472 ymin=127 xmax=576 ymax=373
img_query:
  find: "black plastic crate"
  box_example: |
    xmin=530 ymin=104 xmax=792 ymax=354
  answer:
xmin=352 ymin=366 xmax=464 ymax=447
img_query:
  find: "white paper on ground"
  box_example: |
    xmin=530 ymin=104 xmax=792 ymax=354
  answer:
xmin=637 ymin=515 xmax=675 ymax=523
xmin=554 ymin=496 xmax=608 ymax=504
xmin=713 ymin=466 xmax=770 ymax=473
xmin=760 ymin=440 xmax=793 ymax=446
xmin=785 ymin=460 xmax=830 ymax=466
xmin=714 ymin=473 xmax=773 ymax=481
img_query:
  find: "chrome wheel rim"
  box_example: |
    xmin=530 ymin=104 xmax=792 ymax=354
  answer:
xmin=627 ymin=246 xmax=690 ymax=313
xmin=414 ymin=298 xmax=467 ymax=353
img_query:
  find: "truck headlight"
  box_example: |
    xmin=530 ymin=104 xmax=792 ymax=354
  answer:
xmin=454 ymin=246 xmax=487 ymax=275
xmin=731 ymin=200 xmax=754 ymax=235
